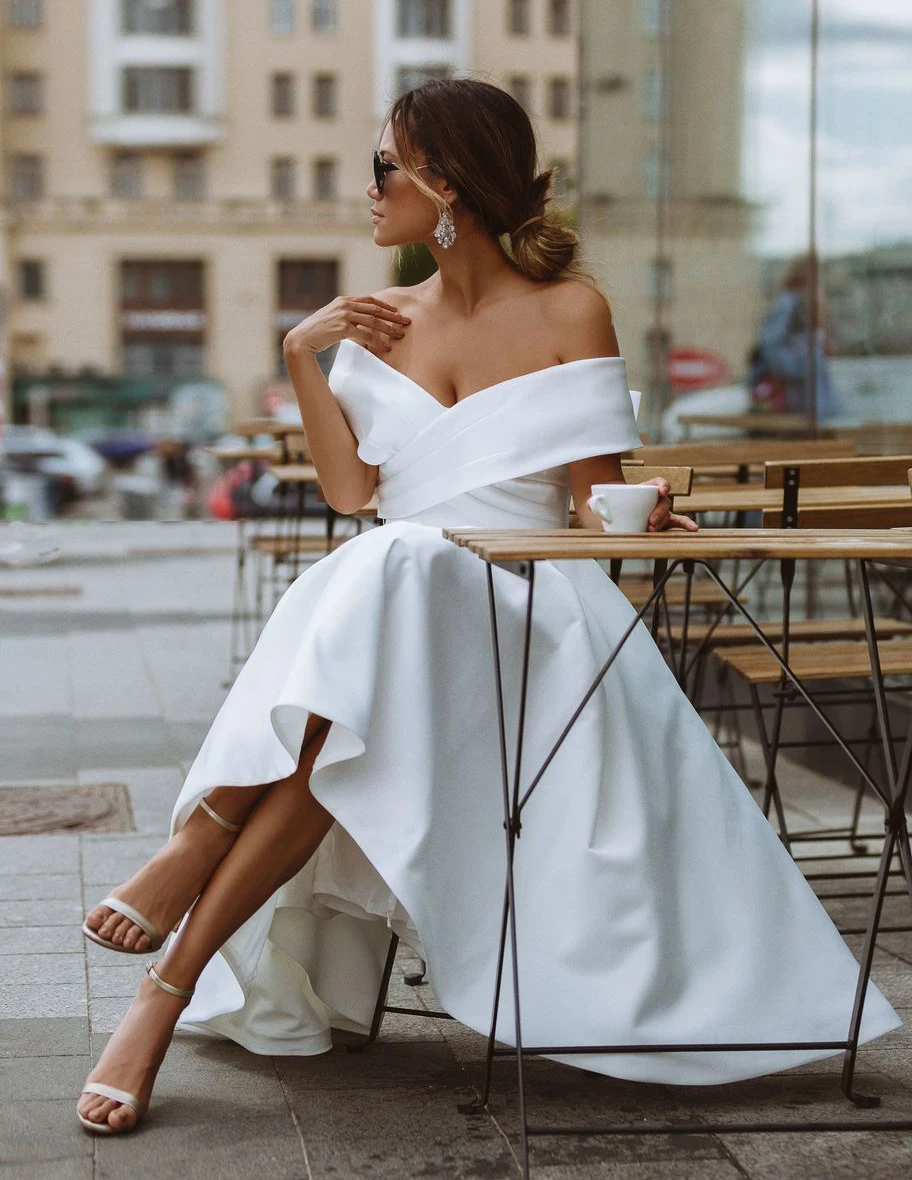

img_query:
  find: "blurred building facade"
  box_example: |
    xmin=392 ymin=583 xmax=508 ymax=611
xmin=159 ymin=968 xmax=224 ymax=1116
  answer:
xmin=0 ymin=0 xmax=578 ymax=423
xmin=577 ymin=0 xmax=761 ymax=434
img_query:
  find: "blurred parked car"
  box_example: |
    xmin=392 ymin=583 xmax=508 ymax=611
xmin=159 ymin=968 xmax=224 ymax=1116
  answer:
xmin=1 ymin=425 xmax=108 ymax=515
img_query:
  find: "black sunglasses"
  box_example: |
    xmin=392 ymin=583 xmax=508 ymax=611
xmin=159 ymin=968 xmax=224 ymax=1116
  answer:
xmin=372 ymin=149 xmax=398 ymax=193
xmin=372 ymin=149 xmax=433 ymax=194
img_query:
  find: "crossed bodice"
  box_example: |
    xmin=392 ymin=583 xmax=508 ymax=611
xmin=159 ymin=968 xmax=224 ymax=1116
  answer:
xmin=327 ymin=337 xmax=643 ymax=529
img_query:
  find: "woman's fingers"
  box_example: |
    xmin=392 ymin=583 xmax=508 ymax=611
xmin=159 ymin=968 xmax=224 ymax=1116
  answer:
xmin=347 ymin=311 xmax=405 ymax=336
xmin=350 ymin=327 xmax=393 ymax=354
xmin=350 ymin=297 xmax=411 ymax=324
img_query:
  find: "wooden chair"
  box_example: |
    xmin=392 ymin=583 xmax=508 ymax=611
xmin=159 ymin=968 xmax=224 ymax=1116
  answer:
xmin=707 ymin=488 xmax=912 ymax=872
xmin=631 ymin=439 xmax=856 ymax=484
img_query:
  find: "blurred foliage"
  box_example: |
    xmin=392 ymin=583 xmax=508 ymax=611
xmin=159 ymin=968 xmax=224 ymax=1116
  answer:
xmin=394 ymin=243 xmax=437 ymax=286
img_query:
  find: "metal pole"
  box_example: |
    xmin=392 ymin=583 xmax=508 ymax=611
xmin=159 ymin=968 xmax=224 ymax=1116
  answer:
xmin=807 ymin=0 xmax=820 ymax=435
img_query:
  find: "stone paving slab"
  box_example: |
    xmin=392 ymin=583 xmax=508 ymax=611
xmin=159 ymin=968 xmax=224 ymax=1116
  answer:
xmin=0 ymin=1016 xmax=89 ymax=1058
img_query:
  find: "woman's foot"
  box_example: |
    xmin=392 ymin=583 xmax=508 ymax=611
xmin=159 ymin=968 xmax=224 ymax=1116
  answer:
xmin=77 ymin=966 xmax=192 ymax=1133
xmin=83 ymin=803 xmax=241 ymax=953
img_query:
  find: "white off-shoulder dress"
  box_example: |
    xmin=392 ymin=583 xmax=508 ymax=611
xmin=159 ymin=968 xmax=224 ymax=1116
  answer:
xmin=169 ymin=338 xmax=900 ymax=1084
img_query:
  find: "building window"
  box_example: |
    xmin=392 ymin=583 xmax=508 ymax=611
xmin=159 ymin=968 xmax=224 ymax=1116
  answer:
xmin=312 ymin=0 xmax=335 ymax=32
xmin=271 ymin=72 xmax=295 ymax=116
xmin=643 ymin=67 xmax=660 ymax=120
xmin=271 ymin=157 xmax=296 ymax=201
xmin=111 ymin=152 xmax=144 ymax=198
xmin=508 ymin=0 xmax=530 ymax=35
xmin=648 ymin=257 xmax=673 ymax=301
xmin=10 ymin=155 xmax=44 ymax=199
xmin=313 ymin=158 xmax=338 ymax=201
xmin=549 ymin=0 xmax=570 ymax=35
xmin=396 ymin=64 xmax=452 ymax=95
xmin=276 ymin=259 xmax=339 ymax=374
xmin=18 ymin=260 xmax=45 ymax=300
xmin=9 ymin=72 xmax=42 ymax=114
xmin=547 ymin=77 xmax=571 ymax=120
xmin=642 ymin=0 xmax=669 ymax=37
xmin=122 ymin=0 xmax=193 ymax=35
xmin=271 ymin=0 xmax=295 ymax=34
xmin=122 ymin=67 xmax=194 ymax=113
xmin=397 ymin=0 xmax=450 ymax=37
xmin=174 ymin=152 xmax=205 ymax=200
xmin=120 ymin=260 xmax=206 ymax=378
xmin=6 ymin=0 xmax=41 ymax=28
xmin=508 ymin=75 xmax=531 ymax=112
xmin=313 ymin=73 xmax=336 ymax=117
xmin=645 ymin=147 xmax=670 ymax=200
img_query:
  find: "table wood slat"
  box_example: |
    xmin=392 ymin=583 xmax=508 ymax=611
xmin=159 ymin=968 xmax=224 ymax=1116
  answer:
xmin=443 ymin=527 xmax=912 ymax=562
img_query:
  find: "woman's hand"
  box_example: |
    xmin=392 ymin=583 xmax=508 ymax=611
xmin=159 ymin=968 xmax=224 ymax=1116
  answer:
xmin=643 ymin=477 xmax=699 ymax=533
xmin=283 ymin=295 xmax=411 ymax=358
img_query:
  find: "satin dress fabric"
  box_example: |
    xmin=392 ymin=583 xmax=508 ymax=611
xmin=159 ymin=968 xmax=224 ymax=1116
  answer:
xmin=169 ymin=337 xmax=900 ymax=1083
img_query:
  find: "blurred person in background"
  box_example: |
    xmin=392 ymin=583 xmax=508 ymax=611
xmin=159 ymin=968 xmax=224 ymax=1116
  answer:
xmin=748 ymin=251 xmax=842 ymax=420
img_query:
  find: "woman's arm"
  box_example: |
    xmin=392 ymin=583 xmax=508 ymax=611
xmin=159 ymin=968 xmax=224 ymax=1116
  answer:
xmin=282 ymin=293 xmax=410 ymax=513
xmin=557 ymin=283 xmax=697 ymax=532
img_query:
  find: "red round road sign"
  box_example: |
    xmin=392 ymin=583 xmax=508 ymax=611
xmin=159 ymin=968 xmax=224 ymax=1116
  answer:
xmin=666 ymin=348 xmax=730 ymax=391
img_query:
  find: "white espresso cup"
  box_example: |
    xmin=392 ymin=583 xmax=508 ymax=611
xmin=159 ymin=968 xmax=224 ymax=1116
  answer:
xmin=586 ymin=483 xmax=659 ymax=533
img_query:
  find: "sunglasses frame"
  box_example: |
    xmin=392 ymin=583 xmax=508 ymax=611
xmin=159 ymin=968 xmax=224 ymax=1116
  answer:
xmin=372 ymin=149 xmax=434 ymax=194
xmin=372 ymin=149 xmax=398 ymax=194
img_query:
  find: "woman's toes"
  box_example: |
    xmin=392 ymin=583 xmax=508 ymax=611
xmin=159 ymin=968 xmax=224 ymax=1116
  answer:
xmin=122 ymin=925 xmax=148 ymax=952
xmin=86 ymin=905 xmax=109 ymax=933
xmin=107 ymin=1103 xmax=137 ymax=1132
xmin=111 ymin=917 xmax=134 ymax=946
xmin=97 ymin=911 xmax=120 ymax=939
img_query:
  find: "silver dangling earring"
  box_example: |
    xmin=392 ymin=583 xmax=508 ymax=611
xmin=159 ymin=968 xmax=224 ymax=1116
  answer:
xmin=434 ymin=205 xmax=456 ymax=249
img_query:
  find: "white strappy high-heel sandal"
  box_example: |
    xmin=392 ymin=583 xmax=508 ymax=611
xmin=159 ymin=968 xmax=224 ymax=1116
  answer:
xmin=81 ymin=797 xmax=242 ymax=955
xmin=77 ymin=961 xmax=194 ymax=1135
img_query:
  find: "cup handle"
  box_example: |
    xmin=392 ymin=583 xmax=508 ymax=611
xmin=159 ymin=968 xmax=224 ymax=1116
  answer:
xmin=586 ymin=494 xmax=612 ymax=524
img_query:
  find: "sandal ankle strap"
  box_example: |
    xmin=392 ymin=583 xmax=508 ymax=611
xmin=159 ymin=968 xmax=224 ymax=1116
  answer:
xmin=198 ymin=797 xmax=243 ymax=833
xmin=145 ymin=960 xmax=194 ymax=999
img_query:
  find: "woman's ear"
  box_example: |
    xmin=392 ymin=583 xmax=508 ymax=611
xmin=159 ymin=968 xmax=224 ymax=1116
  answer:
xmin=430 ymin=170 xmax=458 ymax=206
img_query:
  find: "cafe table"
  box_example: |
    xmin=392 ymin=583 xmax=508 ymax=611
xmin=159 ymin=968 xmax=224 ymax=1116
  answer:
xmin=677 ymin=412 xmax=832 ymax=439
xmin=442 ymin=525 xmax=912 ymax=1177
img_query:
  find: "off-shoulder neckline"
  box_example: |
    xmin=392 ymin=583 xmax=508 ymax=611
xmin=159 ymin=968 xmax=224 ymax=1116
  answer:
xmin=340 ymin=337 xmax=625 ymax=413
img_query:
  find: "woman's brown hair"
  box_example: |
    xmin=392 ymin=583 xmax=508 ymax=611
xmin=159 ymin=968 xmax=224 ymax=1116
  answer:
xmin=383 ymin=77 xmax=604 ymax=295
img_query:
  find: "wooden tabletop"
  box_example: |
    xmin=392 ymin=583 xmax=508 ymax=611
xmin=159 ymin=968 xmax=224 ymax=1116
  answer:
xmin=676 ymin=483 xmax=912 ymax=515
xmin=234 ymin=419 xmax=305 ymax=439
xmin=677 ymin=413 xmax=831 ymax=438
xmin=205 ymin=444 xmax=282 ymax=463
xmin=271 ymin=463 xmax=320 ymax=483
xmin=443 ymin=527 xmax=912 ymax=562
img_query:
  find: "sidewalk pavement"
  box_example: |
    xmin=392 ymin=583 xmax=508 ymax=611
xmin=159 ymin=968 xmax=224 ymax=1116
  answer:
xmin=1 ymin=521 xmax=911 ymax=1180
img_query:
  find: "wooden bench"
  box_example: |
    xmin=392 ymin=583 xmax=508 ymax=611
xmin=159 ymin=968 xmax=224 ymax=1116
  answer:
xmin=671 ymin=617 xmax=912 ymax=647
xmin=714 ymin=637 xmax=912 ymax=684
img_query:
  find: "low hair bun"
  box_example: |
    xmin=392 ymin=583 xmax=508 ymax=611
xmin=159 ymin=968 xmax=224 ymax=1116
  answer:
xmin=509 ymin=213 xmax=581 ymax=283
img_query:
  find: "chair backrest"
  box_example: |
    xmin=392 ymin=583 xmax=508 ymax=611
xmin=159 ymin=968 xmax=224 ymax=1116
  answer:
xmin=762 ymin=503 xmax=912 ymax=529
xmin=838 ymin=423 xmax=912 ymax=456
xmin=284 ymin=432 xmax=311 ymax=462
xmin=633 ymin=438 xmax=856 ymax=470
xmin=624 ymin=465 xmax=694 ymax=496
xmin=764 ymin=455 xmax=912 ymax=489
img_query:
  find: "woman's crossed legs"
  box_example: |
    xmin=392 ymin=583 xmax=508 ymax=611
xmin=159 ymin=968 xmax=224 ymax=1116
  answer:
xmin=78 ymin=714 xmax=335 ymax=1133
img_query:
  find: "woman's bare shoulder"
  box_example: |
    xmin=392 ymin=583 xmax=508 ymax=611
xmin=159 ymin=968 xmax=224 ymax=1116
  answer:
xmin=368 ymin=282 xmax=428 ymax=312
xmin=540 ymin=279 xmax=619 ymax=362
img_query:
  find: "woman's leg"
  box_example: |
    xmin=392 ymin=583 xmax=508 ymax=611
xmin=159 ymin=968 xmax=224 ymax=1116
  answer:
xmin=84 ymin=783 xmax=271 ymax=952
xmin=79 ymin=714 xmax=334 ymax=1131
